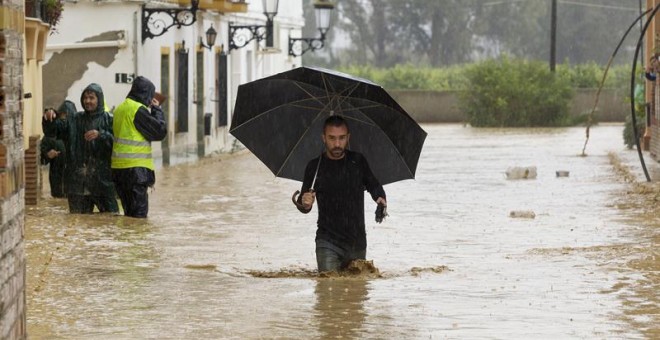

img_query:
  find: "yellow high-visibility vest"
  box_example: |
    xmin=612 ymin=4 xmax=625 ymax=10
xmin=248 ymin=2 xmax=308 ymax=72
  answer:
xmin=112 ymin=98 xmax=154 ymax=170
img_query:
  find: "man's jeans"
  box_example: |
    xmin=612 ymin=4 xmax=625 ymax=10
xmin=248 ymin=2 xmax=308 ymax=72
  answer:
xmin=316 ymin=239 xmax=366 ymax=272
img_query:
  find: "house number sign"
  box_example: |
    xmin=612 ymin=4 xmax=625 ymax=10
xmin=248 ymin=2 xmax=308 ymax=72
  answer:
xmin=115 ymin=73 xmax=136 ymax=84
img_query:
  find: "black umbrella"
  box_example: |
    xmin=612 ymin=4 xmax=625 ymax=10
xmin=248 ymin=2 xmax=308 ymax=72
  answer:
xmin=229 ymin=66 xmax=427 ymax=186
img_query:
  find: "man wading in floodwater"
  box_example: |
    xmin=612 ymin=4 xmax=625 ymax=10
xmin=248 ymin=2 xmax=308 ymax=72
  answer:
xmin=296 ymin=115 xmax=387 ymax=273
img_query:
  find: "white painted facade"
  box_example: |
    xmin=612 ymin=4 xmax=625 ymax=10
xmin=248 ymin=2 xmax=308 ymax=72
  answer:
xmin=44 ymin=0 xmax=305 ymax=166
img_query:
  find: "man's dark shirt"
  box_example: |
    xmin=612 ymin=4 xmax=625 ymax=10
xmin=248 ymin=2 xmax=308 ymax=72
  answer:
xmin=298 ymin=150 xmax=385 ymax=251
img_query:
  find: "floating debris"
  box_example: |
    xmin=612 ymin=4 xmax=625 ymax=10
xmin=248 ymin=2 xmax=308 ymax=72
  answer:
xmin=509 ymin=210 xmax=536 ymax=219
xmin=184 ymin=264 xmax=218 ymax=271
xmin=505 ymin=166 xmax=537 ymax=180
xmin=410 ymin=266 xmax=450 ymax=276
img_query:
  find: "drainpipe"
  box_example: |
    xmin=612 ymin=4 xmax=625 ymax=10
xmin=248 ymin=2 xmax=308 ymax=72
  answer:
xmin=134 ymin=10 xmax=139 ymax=76
xmin=45 ymin=37 xmax=128 ymax=51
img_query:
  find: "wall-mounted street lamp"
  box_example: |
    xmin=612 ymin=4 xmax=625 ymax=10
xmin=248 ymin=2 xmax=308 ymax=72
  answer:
xmin=228 ymin=0 xmax=280 ymax=52
xmin=288 ymin=0 xmax=335 ymax=57
xmin=142 ymin=0 xmax=200 ymax=43
xmin=178 ymin=40 xmax=189 ymax=54
xmin=199 ymin=25 xmax=217 ymax=50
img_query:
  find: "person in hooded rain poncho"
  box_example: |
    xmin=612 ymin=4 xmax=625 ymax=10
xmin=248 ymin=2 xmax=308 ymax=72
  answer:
xmin=40 ymin=100 xmax=76 ymax=198
xmin=43 ymin=83 xmax=119 ymax=214
xmin=111 ymin=76 xmax=167 ymax=218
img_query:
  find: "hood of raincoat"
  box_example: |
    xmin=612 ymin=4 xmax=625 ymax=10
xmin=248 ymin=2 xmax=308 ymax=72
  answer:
xmin=127 ymin=76 xmax=156 ymax=107
xmin=57 ymin=100 xmax=77 ymax=118
xmin=80 ymin=83 xmax=106 ymax=115
xmin=44 ymin=100 xmax=77 ymax=137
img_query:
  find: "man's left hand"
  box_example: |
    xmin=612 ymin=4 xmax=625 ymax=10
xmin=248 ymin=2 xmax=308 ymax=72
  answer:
xmin=84 ymin=129 xmax=100 ymax=141
xmin=375 ymin=197 xmax=387 ymax=223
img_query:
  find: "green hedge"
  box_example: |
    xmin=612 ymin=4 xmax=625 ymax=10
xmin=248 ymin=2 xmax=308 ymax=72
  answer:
xmin=339 ymin=64 xmax=468 ymax=91
xmin=458 ymin=57 xmax=574 ymax=127
xmin=338 ymin=61 xmax=630 ymax=91
xmin=338 ymin=60 xmax=633 ymax=127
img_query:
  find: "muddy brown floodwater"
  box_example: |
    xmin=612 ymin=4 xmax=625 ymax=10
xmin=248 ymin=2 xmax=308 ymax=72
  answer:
xmin=26 ymin=123 xmax=659 ymax=339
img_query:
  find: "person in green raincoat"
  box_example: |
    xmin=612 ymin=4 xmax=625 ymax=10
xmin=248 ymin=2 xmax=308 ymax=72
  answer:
xmin=40 ymin=100 xmax=76 ymax=198
xmin=43 ymin=83 xmax=119 ymax=214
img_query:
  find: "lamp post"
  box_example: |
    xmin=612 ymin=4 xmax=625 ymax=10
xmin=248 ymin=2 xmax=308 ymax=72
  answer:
xmin=289 ymin=0 xmax=335 ymax=57
xmin=550 ymin=0 xmax=557 ymax=72
xmin=142 ymin=0 xmax=200 ymax=43
xmin=228 ymin=0 xmax=280 ymax=51
xmin=263 ymin=0 xmax=279 ymax=47
xmin=199 ymin=25 xmax=217 ymax=50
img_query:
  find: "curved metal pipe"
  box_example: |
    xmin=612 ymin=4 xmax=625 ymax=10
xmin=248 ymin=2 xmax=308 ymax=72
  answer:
xmin=582 ymin=7 xmax=654 ymax=156
xmin=630 ymin=4 xmax=660 ymax=182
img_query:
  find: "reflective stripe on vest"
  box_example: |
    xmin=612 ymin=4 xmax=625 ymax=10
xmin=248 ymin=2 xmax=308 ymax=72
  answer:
xmin=111 ymin=98 xmax=155 ymax=170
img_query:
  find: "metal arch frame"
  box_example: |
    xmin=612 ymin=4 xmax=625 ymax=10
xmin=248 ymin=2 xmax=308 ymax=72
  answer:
xmin=288 ymin=33 xmax=327 ymax=57
xmin=142 ymin=0 xmax=200 ymax=43
xmin=228 ymin=24 xmax=268 ymax=51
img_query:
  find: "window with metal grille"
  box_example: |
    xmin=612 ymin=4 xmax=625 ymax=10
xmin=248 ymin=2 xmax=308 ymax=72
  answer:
xmin=216 ymin=51 xmax=228 ymax=127
xmin=176 ymin=46 xmax=189 ymax=132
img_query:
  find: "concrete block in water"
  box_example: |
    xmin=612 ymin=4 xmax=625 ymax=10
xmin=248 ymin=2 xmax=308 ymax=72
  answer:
xmin=505 ymin=166 xmax=537 ymax=180
xmin=509 ymin=210 xmax=536 ymax=219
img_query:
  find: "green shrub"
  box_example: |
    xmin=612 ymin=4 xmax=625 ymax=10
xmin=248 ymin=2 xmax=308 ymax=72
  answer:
xmin=603 ymin=65 xmax=631 ymax=89
xmin=338 ymin=64 xmax=468 ymax=91
xmin=379 ymin=64 xmax=432 ymax=90
xmin=42 ymin=0 xmax=64 ymax=33
xmin=622 ymin=82 xmax=647 ymax=149
xmin=339 ymin=62 xmax=630 ymax=92
xmin=556 ymin=62 xmax=602 ymax=88
xmin=457 ymin=57 xmax=574 ymax=127
xmin=338 ymin=61 xmax=635 ymax=128
xmin=623 ymin=114 xmax=646 ymax=149
xmin=339 ymin=65 xmax=378 ymax=83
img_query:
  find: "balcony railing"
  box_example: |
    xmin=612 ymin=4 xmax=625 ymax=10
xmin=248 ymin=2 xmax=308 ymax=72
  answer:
xmin=25 ymin=0 xmax=43 ymax=20
xmin=25 ymin=0 xmax=63 ymax=29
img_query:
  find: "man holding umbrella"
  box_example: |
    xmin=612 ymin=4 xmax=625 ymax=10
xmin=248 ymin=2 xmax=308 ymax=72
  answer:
xmin=296 ymin=115 xmax=387 ymax=273
xmin=230 ymin=67 xmax=426 ymax=272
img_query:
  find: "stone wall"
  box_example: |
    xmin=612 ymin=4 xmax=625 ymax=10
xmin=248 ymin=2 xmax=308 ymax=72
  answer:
xmin=389 ymin=88 xmax=629 ymax=123
xmin=650 ymin=81 xmax=660 ymax=161
xmin=0 ymin=3 xmax=27 ymax=340
xmin=651 ymin=125 xmax=660 ymax=160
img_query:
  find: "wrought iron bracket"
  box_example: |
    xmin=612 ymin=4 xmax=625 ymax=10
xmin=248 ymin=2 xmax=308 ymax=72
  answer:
xmin=142 ymin=0 xmax=200 ymax=43
xmin=288 ymin=35 xmax=326 ymax=57
xmin=228 ymin=24 xmax=268 ymax=51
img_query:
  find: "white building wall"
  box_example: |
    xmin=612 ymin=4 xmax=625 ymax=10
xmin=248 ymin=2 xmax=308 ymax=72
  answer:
xmin=46 ymin=3 xmax=137 ymax=108
xmin=44 ymin=0 xmax=305 ymax=165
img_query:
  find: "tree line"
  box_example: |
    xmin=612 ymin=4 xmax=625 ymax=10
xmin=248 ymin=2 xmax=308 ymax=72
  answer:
xmin=303 ymin=0 xmax=644 ymax=68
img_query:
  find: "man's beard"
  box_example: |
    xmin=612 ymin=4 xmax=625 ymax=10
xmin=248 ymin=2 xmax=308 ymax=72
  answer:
xmin=329 ymin=147 xmax=345 ymax=158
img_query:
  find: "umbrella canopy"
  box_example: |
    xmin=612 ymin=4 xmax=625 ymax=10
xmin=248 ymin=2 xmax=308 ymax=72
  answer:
xmin=229 ymin=66 xmax=427 ymax=185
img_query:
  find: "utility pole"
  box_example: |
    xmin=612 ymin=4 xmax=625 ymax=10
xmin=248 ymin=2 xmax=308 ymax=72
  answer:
xmin=550 ymin=0 xmax=557 ymax=72
xmin=639 ymin=0 xmax=644 ymax=68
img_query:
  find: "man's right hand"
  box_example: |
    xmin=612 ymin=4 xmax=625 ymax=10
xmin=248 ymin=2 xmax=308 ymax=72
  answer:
xmin=302 ymin=191 xmax=316 ymax=210
xmin=43 ymin=109 xmax=57 ymax=122
xmin=46 ymin=149 xmax=60 ymax=159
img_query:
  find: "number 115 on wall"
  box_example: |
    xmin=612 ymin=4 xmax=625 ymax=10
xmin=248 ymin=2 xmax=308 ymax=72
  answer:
xmin=115 ymin=73 xmax=135 ymax=84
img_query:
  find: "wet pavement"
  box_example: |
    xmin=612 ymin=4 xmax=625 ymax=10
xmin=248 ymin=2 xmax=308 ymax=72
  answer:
xmin=26 ymin=123 xmax=659 ymax=339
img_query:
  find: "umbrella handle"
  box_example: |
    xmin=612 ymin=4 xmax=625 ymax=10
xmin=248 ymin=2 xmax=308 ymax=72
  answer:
xmin=292 ymin=190 xmax=316 ymax=210
xmin=292 ymin=190 xmax=305 ymax=209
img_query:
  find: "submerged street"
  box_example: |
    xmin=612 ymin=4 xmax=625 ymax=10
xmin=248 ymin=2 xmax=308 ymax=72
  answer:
xmin=26 ymin=123 xmax=659 ymax=338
